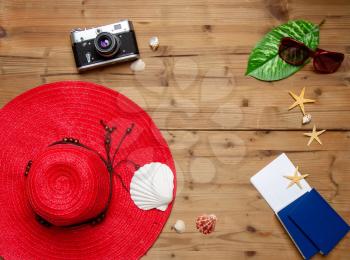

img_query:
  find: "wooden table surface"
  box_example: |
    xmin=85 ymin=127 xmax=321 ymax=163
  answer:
xmin=1 ymin=0 xmax=349 ymax=259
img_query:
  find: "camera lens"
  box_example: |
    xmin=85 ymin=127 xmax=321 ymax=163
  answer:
xmin=94 ymin=32 xmax=121 ymax=57
xmin=99 ymin=37 xmax=111 ymax=49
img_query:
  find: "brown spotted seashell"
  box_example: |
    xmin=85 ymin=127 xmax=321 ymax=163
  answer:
xmin=196 ymin=214 xmax=217 ymax=234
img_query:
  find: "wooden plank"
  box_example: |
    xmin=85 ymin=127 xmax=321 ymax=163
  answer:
xmin=165 ymin=130 xmax=350 ymax=205
xmin=0 ymin=53 xmax=350 ymax=130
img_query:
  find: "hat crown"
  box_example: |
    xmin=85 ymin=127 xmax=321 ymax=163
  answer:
xmin=26 ymin=144 xmax=110 ymax=226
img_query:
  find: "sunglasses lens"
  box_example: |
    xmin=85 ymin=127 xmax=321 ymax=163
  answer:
xmin=279 ymin=38 xmax=310 ymax=66
xmin=313 ymin=52 xmax=344 ymax=74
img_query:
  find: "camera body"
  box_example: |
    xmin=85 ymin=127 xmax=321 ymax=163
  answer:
xmin=71 ymin=20 xmax=139 ymax=72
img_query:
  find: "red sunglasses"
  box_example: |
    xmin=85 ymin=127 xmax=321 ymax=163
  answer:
xmin=279 ymin=37 xmax=344 ymax=74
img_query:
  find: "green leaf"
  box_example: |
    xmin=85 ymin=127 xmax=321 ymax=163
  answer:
xmin=246 ymin=20 xmax=319 ymax=81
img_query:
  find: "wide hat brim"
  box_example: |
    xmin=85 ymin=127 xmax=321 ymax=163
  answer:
xmin=0 ymin=81 xmax=176 ymax=259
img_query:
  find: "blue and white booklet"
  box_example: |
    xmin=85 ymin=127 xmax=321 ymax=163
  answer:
xmin=250 ymin=153 xmax=349 ymax=259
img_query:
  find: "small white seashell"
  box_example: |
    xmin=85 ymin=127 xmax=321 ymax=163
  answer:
xmin=130 ymin=162 xmax=174 ymax=211
xmin=130 ymin=59 xmax=145 ymax=72
xmin=149 ymin=36 xmax=159 ymax=51
xmin=302 ymin=114 xmax=312 ymax=125
xmin=172 ymin=219 xmax=186 ymax=233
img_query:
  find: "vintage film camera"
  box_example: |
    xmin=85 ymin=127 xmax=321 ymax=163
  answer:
xmin=71 ymin=20 xmax=139 ymax=72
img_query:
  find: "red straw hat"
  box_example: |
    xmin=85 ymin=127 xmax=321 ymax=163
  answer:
xmin=0 ymin=81 xmax=176 ymax=259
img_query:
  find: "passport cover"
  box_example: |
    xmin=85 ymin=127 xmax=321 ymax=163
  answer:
xmin=277 ymin=192 xmax=319 ymax=259
xmin=288 ymin=189 xmax=350 ymax=255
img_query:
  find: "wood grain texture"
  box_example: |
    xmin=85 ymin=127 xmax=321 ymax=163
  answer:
xmin=0 ymin=0 xmax=349 ymax=259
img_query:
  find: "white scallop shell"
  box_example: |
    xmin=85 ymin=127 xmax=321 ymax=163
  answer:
xmin=130 ymin=162 xmax=174 ymax=211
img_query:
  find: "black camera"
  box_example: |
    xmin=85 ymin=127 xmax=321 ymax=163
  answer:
xmin=70 ymin=20 xmax=139 ymax=72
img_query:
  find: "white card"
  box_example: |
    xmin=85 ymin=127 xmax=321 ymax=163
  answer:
xmin=250 ymin=153 xmax=311 ymax=213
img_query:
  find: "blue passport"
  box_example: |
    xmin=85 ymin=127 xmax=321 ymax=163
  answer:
xmin=288 ymin=189 xmax=350 ymax=255
xmin=277 ymin=192 xmax=318 ymax=259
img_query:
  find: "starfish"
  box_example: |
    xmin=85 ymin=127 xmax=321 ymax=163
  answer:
xmin=289 ymin=87 xmax=315 ymax=115
xmin=303 ymin=125 xmax=326 ymax=146
xmin=284 ymin=166 xmax=309 ymax=189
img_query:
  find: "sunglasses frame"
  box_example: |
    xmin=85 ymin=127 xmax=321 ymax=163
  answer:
xmin=278 ymin=37 xmax=344 ymax=74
